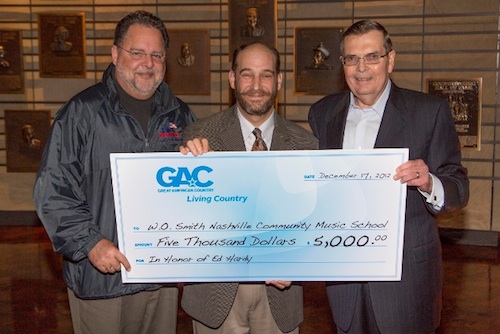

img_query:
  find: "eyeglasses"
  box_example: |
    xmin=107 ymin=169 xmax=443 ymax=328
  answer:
xmin=115 ymin=45 xmax=165 ymax=62
xmin=340 ymin=52 xmax=390 ymax=66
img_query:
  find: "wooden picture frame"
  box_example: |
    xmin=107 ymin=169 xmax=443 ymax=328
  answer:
xmin=294 ymin=27 xmax=345 ymax=96
xmin=165 ymin=29 xmax=210 ymax=95
xmin=5 ymin=110 xmax=51 ymax=172
xmin=426 ymin=78 xmax=482 ymax=150
xmin=228 ymin=0 xmax=276 ymax=60
xmin=0 ymin=30 xmax=24 ymax=94
xmin=38 ymin=12 xmax=86 ymax=78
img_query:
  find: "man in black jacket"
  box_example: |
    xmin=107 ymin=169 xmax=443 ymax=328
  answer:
xmin=308 ymin=19 xmax=469 ymax=334
xmin=33 ymin=10 xmax=196 ymax=334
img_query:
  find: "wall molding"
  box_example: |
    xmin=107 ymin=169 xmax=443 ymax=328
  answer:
xmin=0 ymin=211 xmax=41 ymax=226
xmin=439 ymin=228 xmax=499 ymax=247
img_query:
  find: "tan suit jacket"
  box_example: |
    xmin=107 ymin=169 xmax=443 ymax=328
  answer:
xmin=181 ymin=105 xmax=318 ymax=332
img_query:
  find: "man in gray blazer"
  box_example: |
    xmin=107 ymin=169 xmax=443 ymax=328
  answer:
xmin=180 ymin=42 xmax=318 ymax=333
xmin=308 ymin=20 xmax=469 ymax=334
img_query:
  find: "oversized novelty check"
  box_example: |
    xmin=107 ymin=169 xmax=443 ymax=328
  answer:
xmin=110 ymin=149 xmax=408 ymax=283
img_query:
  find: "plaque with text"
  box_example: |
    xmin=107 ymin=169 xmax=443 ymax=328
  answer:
xmin=295 ymin=27 xmax=345 ymax=96
xmin=427 ymin=79 xmax=482 ymax=150
xmin=111 ymin=149 xmax=408 ymax=283
xmin=5 ymin=110 xmax=51 ymax=172
xmin=38 ymin=13 xmax=86 ymax=78
xmin=229 ymin=0 xmax=276 ymax=60
xmin=165 ymin=29 xmax=210 ymax=95
xmin=0 ymin=30 xmax=24 ymax=94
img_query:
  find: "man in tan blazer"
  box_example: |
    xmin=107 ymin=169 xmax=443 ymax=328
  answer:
xmin=180 ymin=42 xmax=318 ymax=333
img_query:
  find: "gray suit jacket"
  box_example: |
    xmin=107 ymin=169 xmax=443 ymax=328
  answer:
xmin=308 ymin=83 xmax=469 ymax=333
xmin=180 ymin=105 xmax=318 ymax=332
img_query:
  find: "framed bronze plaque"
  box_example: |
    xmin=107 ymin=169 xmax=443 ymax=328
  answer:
xmin=229 ymin=0 xmax=276 ymax=60
xmin=165 ymin=29 xmax=210 ymax=95
xmin=294 ymin=27 xmax=345 ymax=95
xmin=0 ymin=30 xmax=23 ymax=94
xmin=5 ymin=110 xmax=51 ymax=172
xmin=426 ymin=79 xmax=482 ymax=150
xmin=38 ymin=13 xmax=86 ymax=78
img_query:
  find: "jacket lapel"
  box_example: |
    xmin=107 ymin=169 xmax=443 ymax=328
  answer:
xmin=323 ymin=85 xmax=408 ymax=149
xmin=270 ymin=114 xmax=291 ymax=150
xmin=219 ymin=107 xmax=247 ymax=151
xmin=374 ymin=85 xmax=407 ymax=148
xmin=326 ymin=94 xmax=349 ymax=149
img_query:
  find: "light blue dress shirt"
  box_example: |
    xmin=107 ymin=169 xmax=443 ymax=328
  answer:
xmin=344 ymin=80 xmax=444 ymax=210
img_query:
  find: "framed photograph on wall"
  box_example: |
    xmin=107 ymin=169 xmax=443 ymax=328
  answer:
xmin=426 ymin=78 xmax=482 ymax=150
xmin=5 ymin=110 xmax=51 ymax=172
xmin=165 ymin=29 xmax=210 ymax=95
xmin=38 ymin=12 xmax=86 ymax=78
xmin=229 ymin=0 xmax=276 ymax=60
xmin=0 ymin=30 xmax=24 ymax=94
xmin=294 ymin=27 xmax=345 ymax=96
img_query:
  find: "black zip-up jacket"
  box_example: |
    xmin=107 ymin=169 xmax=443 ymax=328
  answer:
xmin=33 ymin=64 xmax=196 ymax=299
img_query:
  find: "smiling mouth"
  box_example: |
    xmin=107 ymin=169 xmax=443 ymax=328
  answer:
xmin=136 ymin=69 xmax=155 ymax=75
xmin=248 ymin=94 xmax=265 ymax=98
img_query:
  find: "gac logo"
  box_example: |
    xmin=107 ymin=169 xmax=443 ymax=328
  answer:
xmin=156 ymin=166 xmax=213 ymax=187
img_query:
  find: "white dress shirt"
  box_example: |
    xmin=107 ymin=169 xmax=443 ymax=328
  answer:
xmin=237 ymin=107 xmax=275 ymax=151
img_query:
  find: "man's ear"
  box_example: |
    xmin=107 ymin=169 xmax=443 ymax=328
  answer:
xmin=111 ymin=45 xmax=118 ymax=65
xmin=229 ymin=70 xmax=236 ymax=90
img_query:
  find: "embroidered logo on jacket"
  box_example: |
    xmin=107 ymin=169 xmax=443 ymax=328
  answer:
xmin=159 ymin=122 xmax=181 ymax=139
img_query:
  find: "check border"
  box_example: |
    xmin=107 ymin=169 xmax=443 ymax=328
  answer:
xmin=111 ymin=149 xmax=408 ymax=283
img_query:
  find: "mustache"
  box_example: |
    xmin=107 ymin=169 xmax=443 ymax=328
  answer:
xmin=242 ymin=89 xmax=270 ymax=96
xmin=134 ymin=69 xmax=156 ymax=75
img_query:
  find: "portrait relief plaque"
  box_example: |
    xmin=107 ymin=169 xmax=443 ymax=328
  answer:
xmin=295 ymin=27 xmax=345 ymax=96
xmin=0 ymin=30 xmax=24 ymax=94
xmin=229 ymin=0 xmax=276 ymax=60
xmin=5 ymin=110 xmax=51 ymax=172
xmin=427 ymin=79 xmax=482 ymax=150
xmin=38 ymin=13 xmax=86 ymax=78
xmin=165 ymin=29 xmax=210 ymax=95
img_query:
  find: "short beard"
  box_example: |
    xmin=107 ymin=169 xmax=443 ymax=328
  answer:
xmin=235 ymin=88 xmax=276 ymax=116
xmin=116 ymin=67 xmax=162 ymax=98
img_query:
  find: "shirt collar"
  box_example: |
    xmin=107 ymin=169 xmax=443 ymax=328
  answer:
xmin=349 ymin=79 xmax=392 ymax=117
xmin=237 ymin=107 xmax=275 ymax=146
